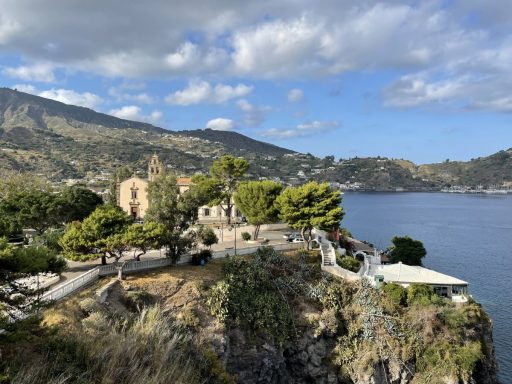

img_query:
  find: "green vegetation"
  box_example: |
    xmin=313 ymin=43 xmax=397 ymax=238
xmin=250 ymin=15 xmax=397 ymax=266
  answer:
xmin=0 ymin=238 xmax=66 ymax=322
xmin=206 ymin=247 xmax=319 ymax=343
xmin=146 ymin=173 xmax=201 ymax=262
xmin=241 ymin=231 xmax=251 ymax=241
xmin=196 ymin=225 xmax=218 ymax=250
xmin=381 ymin=283 xmax=407 ymax=306
xmin=193 ymin=155 xmax=249 ymax=224
xmin=336 ymin=255 xmax=360 ymax=273
xmin=234 ymin=180 xmax=282 ymax=240
xmin=275 ymin=181 xmax=344 ymax=249
xmin=389 ymin=235 xmax=427 ymax=265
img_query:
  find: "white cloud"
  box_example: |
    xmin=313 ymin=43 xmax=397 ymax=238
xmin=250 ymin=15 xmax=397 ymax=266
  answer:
xmin=13 ymin=84 xmax=102 ymax=109
xmin=261 ymin=120 xmax=340 ymax=139
xmin=0 ymin=1 xmax=512 ymax=113
xmin=288 ymin=88 xmax=304 ymax=102
xmin=236 ymin=99 xmax=271 ymax=127
xmin=214 ymin=83 xmax=253 ymax=103
xmin=231 ymin=16 xmax=324 ymax=77
xmin=38 ymin=88 xmax=102 ymax=109
xmin=206 ymin=118 xmax=236 ymax=131
xmin=108 ymin=87 xmax=155 ymax=104
xmin=165 ymin=80 xmax=212 ymax=105
xmin=165 ymin=80 xmax=252 ymax=105
xmin=382 ymin=75 xmax=464 ymax=107
xmin=12 ymin=84 xmax=37 ymax=94
xmin=108 ymin=105 xmax=162 ymax=123
xmin=166 ymin=42 xmax=201 ymax=70
xmin=3 ymin=63 xmax=55 ymax=82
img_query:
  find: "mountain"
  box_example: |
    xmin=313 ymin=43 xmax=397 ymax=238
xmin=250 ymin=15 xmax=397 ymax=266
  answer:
xmin=0 ymin=87 xmax=510 ymax=189
xmin=178 ymin=129 xmax=294 ymax=157
xmin=0 ymin=88 xmax=295 ymax=180
xmin=419 ymin=150 xmax=512 ymax=187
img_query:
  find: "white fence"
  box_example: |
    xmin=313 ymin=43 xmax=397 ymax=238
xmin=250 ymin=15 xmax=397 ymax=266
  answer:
xmin=39 ymin=242 xmax=303 ymax=304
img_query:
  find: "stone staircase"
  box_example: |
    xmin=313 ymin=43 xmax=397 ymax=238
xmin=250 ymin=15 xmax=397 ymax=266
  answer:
xmin=321 ymin=243 xmax=335 ymax=266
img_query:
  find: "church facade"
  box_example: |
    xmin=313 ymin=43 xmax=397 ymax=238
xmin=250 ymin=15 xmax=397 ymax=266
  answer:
xmin=117 ymin=154 xmax=240 ymax=223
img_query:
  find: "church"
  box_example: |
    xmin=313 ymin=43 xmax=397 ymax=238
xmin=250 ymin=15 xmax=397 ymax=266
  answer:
xmin=117 ymin=154 xmax=240 ymax=223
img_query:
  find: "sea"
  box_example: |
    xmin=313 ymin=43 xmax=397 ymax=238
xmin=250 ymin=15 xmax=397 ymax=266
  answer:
xmin=341 ymin=192 xmax=511 ymax=382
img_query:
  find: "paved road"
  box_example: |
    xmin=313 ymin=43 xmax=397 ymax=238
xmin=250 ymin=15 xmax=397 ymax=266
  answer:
xmin=56 ymin=224 xmax=293 ymax=285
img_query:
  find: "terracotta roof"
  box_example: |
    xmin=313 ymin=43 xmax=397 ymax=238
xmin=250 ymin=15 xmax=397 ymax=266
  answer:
xmin=177 ymin=177 xmax=192 ymax=185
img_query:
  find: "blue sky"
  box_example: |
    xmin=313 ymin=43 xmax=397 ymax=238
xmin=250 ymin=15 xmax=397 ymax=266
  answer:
xmin=0 ymin=0 xmax=511 ymax=164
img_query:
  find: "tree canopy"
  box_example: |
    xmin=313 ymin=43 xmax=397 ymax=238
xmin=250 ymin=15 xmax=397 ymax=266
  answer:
xmin=0 ymin=238 xmax=66 ymax=321
xmin=389 ymin=236 xmax=427 ymax=266
xmin=58 ymin=186 xmax=103 ymax=223
xmin=0 ymin=176 xmax=103 ymax=238
xmin=146 ymin=173 xmax=201 ymax=262
xmin=191 ymin=155 xmax=249 ymax=224
xmin=275 ymin=181 xmax=344 ymax=249
xmin=60 ymin=204 xmax=132 ymax=265
xmin=234 ymin=180 xmax=282 ymax=240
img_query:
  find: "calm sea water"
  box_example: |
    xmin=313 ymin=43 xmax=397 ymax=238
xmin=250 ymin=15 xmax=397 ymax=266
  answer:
xmin=341 ymin=192 xmax=512 ymax=382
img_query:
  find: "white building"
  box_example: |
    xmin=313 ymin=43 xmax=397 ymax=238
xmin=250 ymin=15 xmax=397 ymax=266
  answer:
xmin=366 ymin=261 xmax=469 ymax=302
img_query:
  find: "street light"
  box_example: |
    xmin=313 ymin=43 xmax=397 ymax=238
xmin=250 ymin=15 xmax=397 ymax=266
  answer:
xmin=228 ymin=220 xmax=240 ymax=255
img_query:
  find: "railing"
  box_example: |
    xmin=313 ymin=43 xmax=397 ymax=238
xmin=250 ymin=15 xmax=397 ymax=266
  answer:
xmin=38 ymin=242 xmax=303 ymax=304
xmin=40 ymin=267 xmax=101 ymax=302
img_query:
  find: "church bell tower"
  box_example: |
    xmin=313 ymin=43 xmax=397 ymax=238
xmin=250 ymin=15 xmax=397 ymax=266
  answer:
xmin=148 ymin=154 xmax=164 ymax=181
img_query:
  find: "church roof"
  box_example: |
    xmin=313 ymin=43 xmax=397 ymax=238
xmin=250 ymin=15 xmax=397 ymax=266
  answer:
xmin=177 ymin=177 xmax=192 ymax=185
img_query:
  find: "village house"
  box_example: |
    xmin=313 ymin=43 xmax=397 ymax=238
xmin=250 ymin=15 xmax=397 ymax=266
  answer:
xmin=117 ymin=154 xmax=241 ymax=223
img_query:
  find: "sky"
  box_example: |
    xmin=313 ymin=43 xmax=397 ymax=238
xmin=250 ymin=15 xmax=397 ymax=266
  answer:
xmin=0 ymin=0 xmax=511 ymax=164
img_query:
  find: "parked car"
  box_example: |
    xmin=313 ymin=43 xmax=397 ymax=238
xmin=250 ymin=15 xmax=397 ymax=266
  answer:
xmin=286 ymin=233 xmax=304 ymax=242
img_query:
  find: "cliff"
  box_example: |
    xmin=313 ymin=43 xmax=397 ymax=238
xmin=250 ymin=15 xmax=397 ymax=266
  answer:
xmin=0 ymin=248 xmax=499 ymax=383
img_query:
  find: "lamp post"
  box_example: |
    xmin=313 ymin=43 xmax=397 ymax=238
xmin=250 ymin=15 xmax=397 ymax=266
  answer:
xmin=228 ymin=220 xmax=240 ymax=255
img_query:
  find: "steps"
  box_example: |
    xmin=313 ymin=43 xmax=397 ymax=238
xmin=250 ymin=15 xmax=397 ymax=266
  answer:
xmin=321 ymin=244 xmax=335 ymax=266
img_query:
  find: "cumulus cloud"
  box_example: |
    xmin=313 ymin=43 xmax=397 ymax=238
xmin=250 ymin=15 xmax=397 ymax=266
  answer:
xmin=382 ymin=75 xmax=464 ymax=108
xmin=165 ymin=42 xmax=228 ymax=74
xmin=38 ymin=88 xmax=102 ymax=109
xmin=14 ymin=84 xmax=103 ymax=109
xmin=1 ymin=1 xmax=512 ymax=112
xmin=165 ymin=80 xmax=252 ymax=105
xmin=206 ymin=118 xmax=236 ymax=131
xmin=3 ymin=63 xmax=55 ymax=82
xmin=236 ymin=99 xmax=271 ymax=127
xmin=382 ymin=69 xmax=512 ymax=113
xmin=288 ymin=88 xmax=304 ymax=102
xmin=261 ymin=120 xmax=340 ymax=139
xmin=108 ymin=105 xmax=162 ymax=123
xmin=0 ymin=1 xmax=493 ymax=78
xmin=108 ymin=86 xmax=155 ymax=104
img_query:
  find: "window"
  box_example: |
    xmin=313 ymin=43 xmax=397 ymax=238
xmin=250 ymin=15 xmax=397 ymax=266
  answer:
xmin=204 ymin=208 xmax=210 ymax=217
xmin=131 ymin=191 xmax=137 ymax=199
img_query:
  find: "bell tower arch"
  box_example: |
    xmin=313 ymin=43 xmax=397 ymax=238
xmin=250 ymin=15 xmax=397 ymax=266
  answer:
xmin=148 ymin=154 xmax=164 ymax=181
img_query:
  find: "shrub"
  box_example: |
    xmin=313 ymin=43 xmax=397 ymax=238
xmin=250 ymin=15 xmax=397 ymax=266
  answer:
xmin=336 ymin=255 xmax=360 ymax=273
xmin=78 ymin=298 xmax=101 ymax=314
xmin=191 ymin=249 xmax=213 ymax=265
xmin=206 ymin=252 xmax=294 ymax=343
xmin=125 ymin=290 xmax=157 ymax=310
xmin=382 ymin=283 xmax=407 ymax=306
xmin=81 ymin=312 xmax=109 ymax=335
xmin=407 ymin=283 xmax=434 ymax=306
xmin=241 ymin=232 xmax=251 ymax=241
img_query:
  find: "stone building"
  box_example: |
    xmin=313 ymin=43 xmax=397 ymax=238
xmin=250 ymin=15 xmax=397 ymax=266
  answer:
xmin=117 ymin=154 xmax=240 ymax=222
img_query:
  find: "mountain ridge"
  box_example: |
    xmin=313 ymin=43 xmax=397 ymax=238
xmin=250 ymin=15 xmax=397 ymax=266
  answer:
xmin=0 ymin=87 xmax=510 ymax=189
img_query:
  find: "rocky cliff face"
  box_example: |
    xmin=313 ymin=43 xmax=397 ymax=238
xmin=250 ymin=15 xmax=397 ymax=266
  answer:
xmin=86 ymin=256 xmax=501 ymax=384
xmin=210 ymin=324 xmax=497 ymax=384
